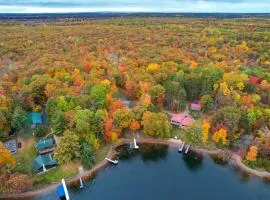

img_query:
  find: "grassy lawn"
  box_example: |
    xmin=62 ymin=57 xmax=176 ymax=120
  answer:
xmin=243 ymin=159 xmax=270 ymax=173
xmin=14 ymin=136 xmax=81 ymax=189
xmin=32 ymin=162 xmax=80 ymax=189
xmin=171 ymin=127 xmax=217 ymax=150
xmin=95 ymin=144 xmax=110 ymax=164
xmin=15 ymin=137 xmax=37 ymax=175
xmin=171 ymin=126 xmax=186 ymax=139
xmin=14 ymin=137 xmax=110 ymax=189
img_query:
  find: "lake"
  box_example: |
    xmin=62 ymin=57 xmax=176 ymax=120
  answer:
xmin=31 ymin=144 xmax=270 ymax=200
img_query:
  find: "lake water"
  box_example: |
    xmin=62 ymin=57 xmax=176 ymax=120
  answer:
xmin=31 ymin=144 xmax=270 ymax=200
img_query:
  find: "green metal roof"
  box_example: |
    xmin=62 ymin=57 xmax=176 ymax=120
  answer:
xmin=29 ymin=112 xmax=42 ymax=124
xmin=36 ymin=138 xmax=54 ymax=151
xmin=33 ymin=154 xmax=57 ymax=173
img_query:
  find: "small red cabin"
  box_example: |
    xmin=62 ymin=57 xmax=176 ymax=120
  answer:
xmin=190 ymin=101 xmax=201 ymax=111
xmin=0 ymin=89 xmax=6 ymax=95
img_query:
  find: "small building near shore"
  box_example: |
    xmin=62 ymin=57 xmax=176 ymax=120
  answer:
xmin=33 ymin=153 xmax=57 ymax=173
xmin=171 ymin=114 xmax=194 ymax=127
xmin=4 ymin=140 xmax=17 ymax=154
xmin=29 ymin=112 xmax=43 ymax=128
xmin=36 ymin=137 xmax=55 ymax=154
xmin=0 ymin=88 xmax=6 ymax=96
xmin=190 ymin=101 xmax=201 ymax=111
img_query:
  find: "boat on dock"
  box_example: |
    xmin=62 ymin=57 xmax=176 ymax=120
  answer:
xmin=105 ymin=157 xmax=119 ymax=164
xmin=57 ymin=179 xmax=70 ymax=200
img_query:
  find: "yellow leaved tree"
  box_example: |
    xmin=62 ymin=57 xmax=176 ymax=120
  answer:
xmin=147 ymin=63 xmax=160 ymax=72
xmin=212 ymin=128 xmax=227 ymax=145
xmin=201 ymin=121 xmax=210 ymax=144
xmin=140 ymin=94 xmax=152 ymax=107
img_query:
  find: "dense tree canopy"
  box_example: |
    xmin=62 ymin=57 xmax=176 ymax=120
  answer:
xmin=54 ymin=130 xmax=81 ymax=164
xmin=11 ymin=107 xmax=30 ymax=131
xmin=142 ymin=111 xmax=171 ymax=138
xmin=0 ymin=16 xmax=270 ymax=191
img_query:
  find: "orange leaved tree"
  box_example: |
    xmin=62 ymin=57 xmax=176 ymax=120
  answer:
xmin=212 ymin=128 xmax=227 ymax=145
xmin=246 ymin=146 xmax=258 ymax=161
xmin=130 ymin=121 xmax=140 ymax=134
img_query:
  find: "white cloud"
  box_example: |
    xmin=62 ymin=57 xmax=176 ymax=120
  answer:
xmin=0 ymin=1 xmax=270 ymax=13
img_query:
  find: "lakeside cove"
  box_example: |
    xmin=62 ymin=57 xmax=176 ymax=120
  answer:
xmin=2 ymin=138 xmax=270 ymax=200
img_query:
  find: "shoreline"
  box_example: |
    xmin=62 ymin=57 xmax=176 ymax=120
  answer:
xmin=1 ymin=138 xmax=270 ymax=199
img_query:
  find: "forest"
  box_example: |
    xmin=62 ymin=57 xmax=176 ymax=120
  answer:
xmin=0 ymin=17 xmax=270 ymax=194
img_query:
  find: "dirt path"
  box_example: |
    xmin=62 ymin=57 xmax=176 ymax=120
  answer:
xmin=2 ymin=138 xmax=270 ymax=199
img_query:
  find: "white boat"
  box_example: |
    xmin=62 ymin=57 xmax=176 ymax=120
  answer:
xmin=105 ymin=157 xmax=119 ymax=164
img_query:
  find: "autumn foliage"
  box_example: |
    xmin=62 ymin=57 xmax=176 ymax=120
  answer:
xmin=201 ymin=121 xmax=210 ymax=144
xmin=109 ymin=100 xmax=125 ymax=116
xmin=4 ymin=173 xmax=33 ymax=194
xmin=246 ymin=146 xmax=258 ymax=161
xmin=130 ymin=121 xmax=140 ymax=132
xmin=104 ymin=119 xmax=114 ymax=140
xmin=212 ymin=128 xmax=227 ymax=145
xmin=0 ymin=16 xmax=270 ymax=191
xmin=0 ymin=142 xmax=16 ymax=171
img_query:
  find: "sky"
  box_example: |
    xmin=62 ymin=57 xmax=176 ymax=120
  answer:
xmin=0 ymin=0 xmax=269 ymax=13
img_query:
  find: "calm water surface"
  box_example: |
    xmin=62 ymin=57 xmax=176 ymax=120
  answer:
xmin=32 ymin=144 xmax=270 ymax=200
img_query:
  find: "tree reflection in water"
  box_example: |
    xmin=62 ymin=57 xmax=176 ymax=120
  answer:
xmin=182 ymin=150 xmax=204 ymax=171
xmin=117 ymin=144 xmax=168 ymax=163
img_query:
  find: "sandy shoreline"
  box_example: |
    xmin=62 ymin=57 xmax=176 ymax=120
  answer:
xmin=1 ymin=138 xmax=270 ymax=199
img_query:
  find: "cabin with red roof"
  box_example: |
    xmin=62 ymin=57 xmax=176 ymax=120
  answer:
xmin=171 ymin=114 xmax=194 ymax=128
xmin=190 ymin=101 xmax=201 ymax=111
xmin=0 ymin=89 xmax=6 ymax=95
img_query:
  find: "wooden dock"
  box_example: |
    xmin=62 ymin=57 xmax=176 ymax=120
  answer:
xmin=62 ymin=179 xmax=70 ymax=200
xmin=185 ymin=144 xmax=190 ymax=154
xmin=79 ymin=177 xmax=84 ymax=189
xmin=105 ymin=157 xmax=119 ymax=164
xmin=178 ymin=142 xmax=185 ymax=152
xmin=133 ymin=138 xmax=139 ymax=149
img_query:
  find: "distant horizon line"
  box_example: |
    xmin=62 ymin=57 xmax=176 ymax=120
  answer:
xmin=0 ymin=12 xmax=269 ymax=14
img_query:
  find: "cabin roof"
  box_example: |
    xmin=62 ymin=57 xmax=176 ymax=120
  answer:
xmin=36 ymin=138 xmax=54 ymax=151
xmin=33 ymin=154 xmax=57 ymax=172
xmin=4 ymin=140 xmax=17 ymax=154
xmin=122 ymin=100 xmax=131 ymax=107
xmin=0 ymin=89 xmax=5 ymax=95
xmin=191 ymin=102 xmax=201 ymax=111
xmin=171 ymin=114 xmax=194 ymax=126
xmin=29 ymin=112 xmax=42 ymax=124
